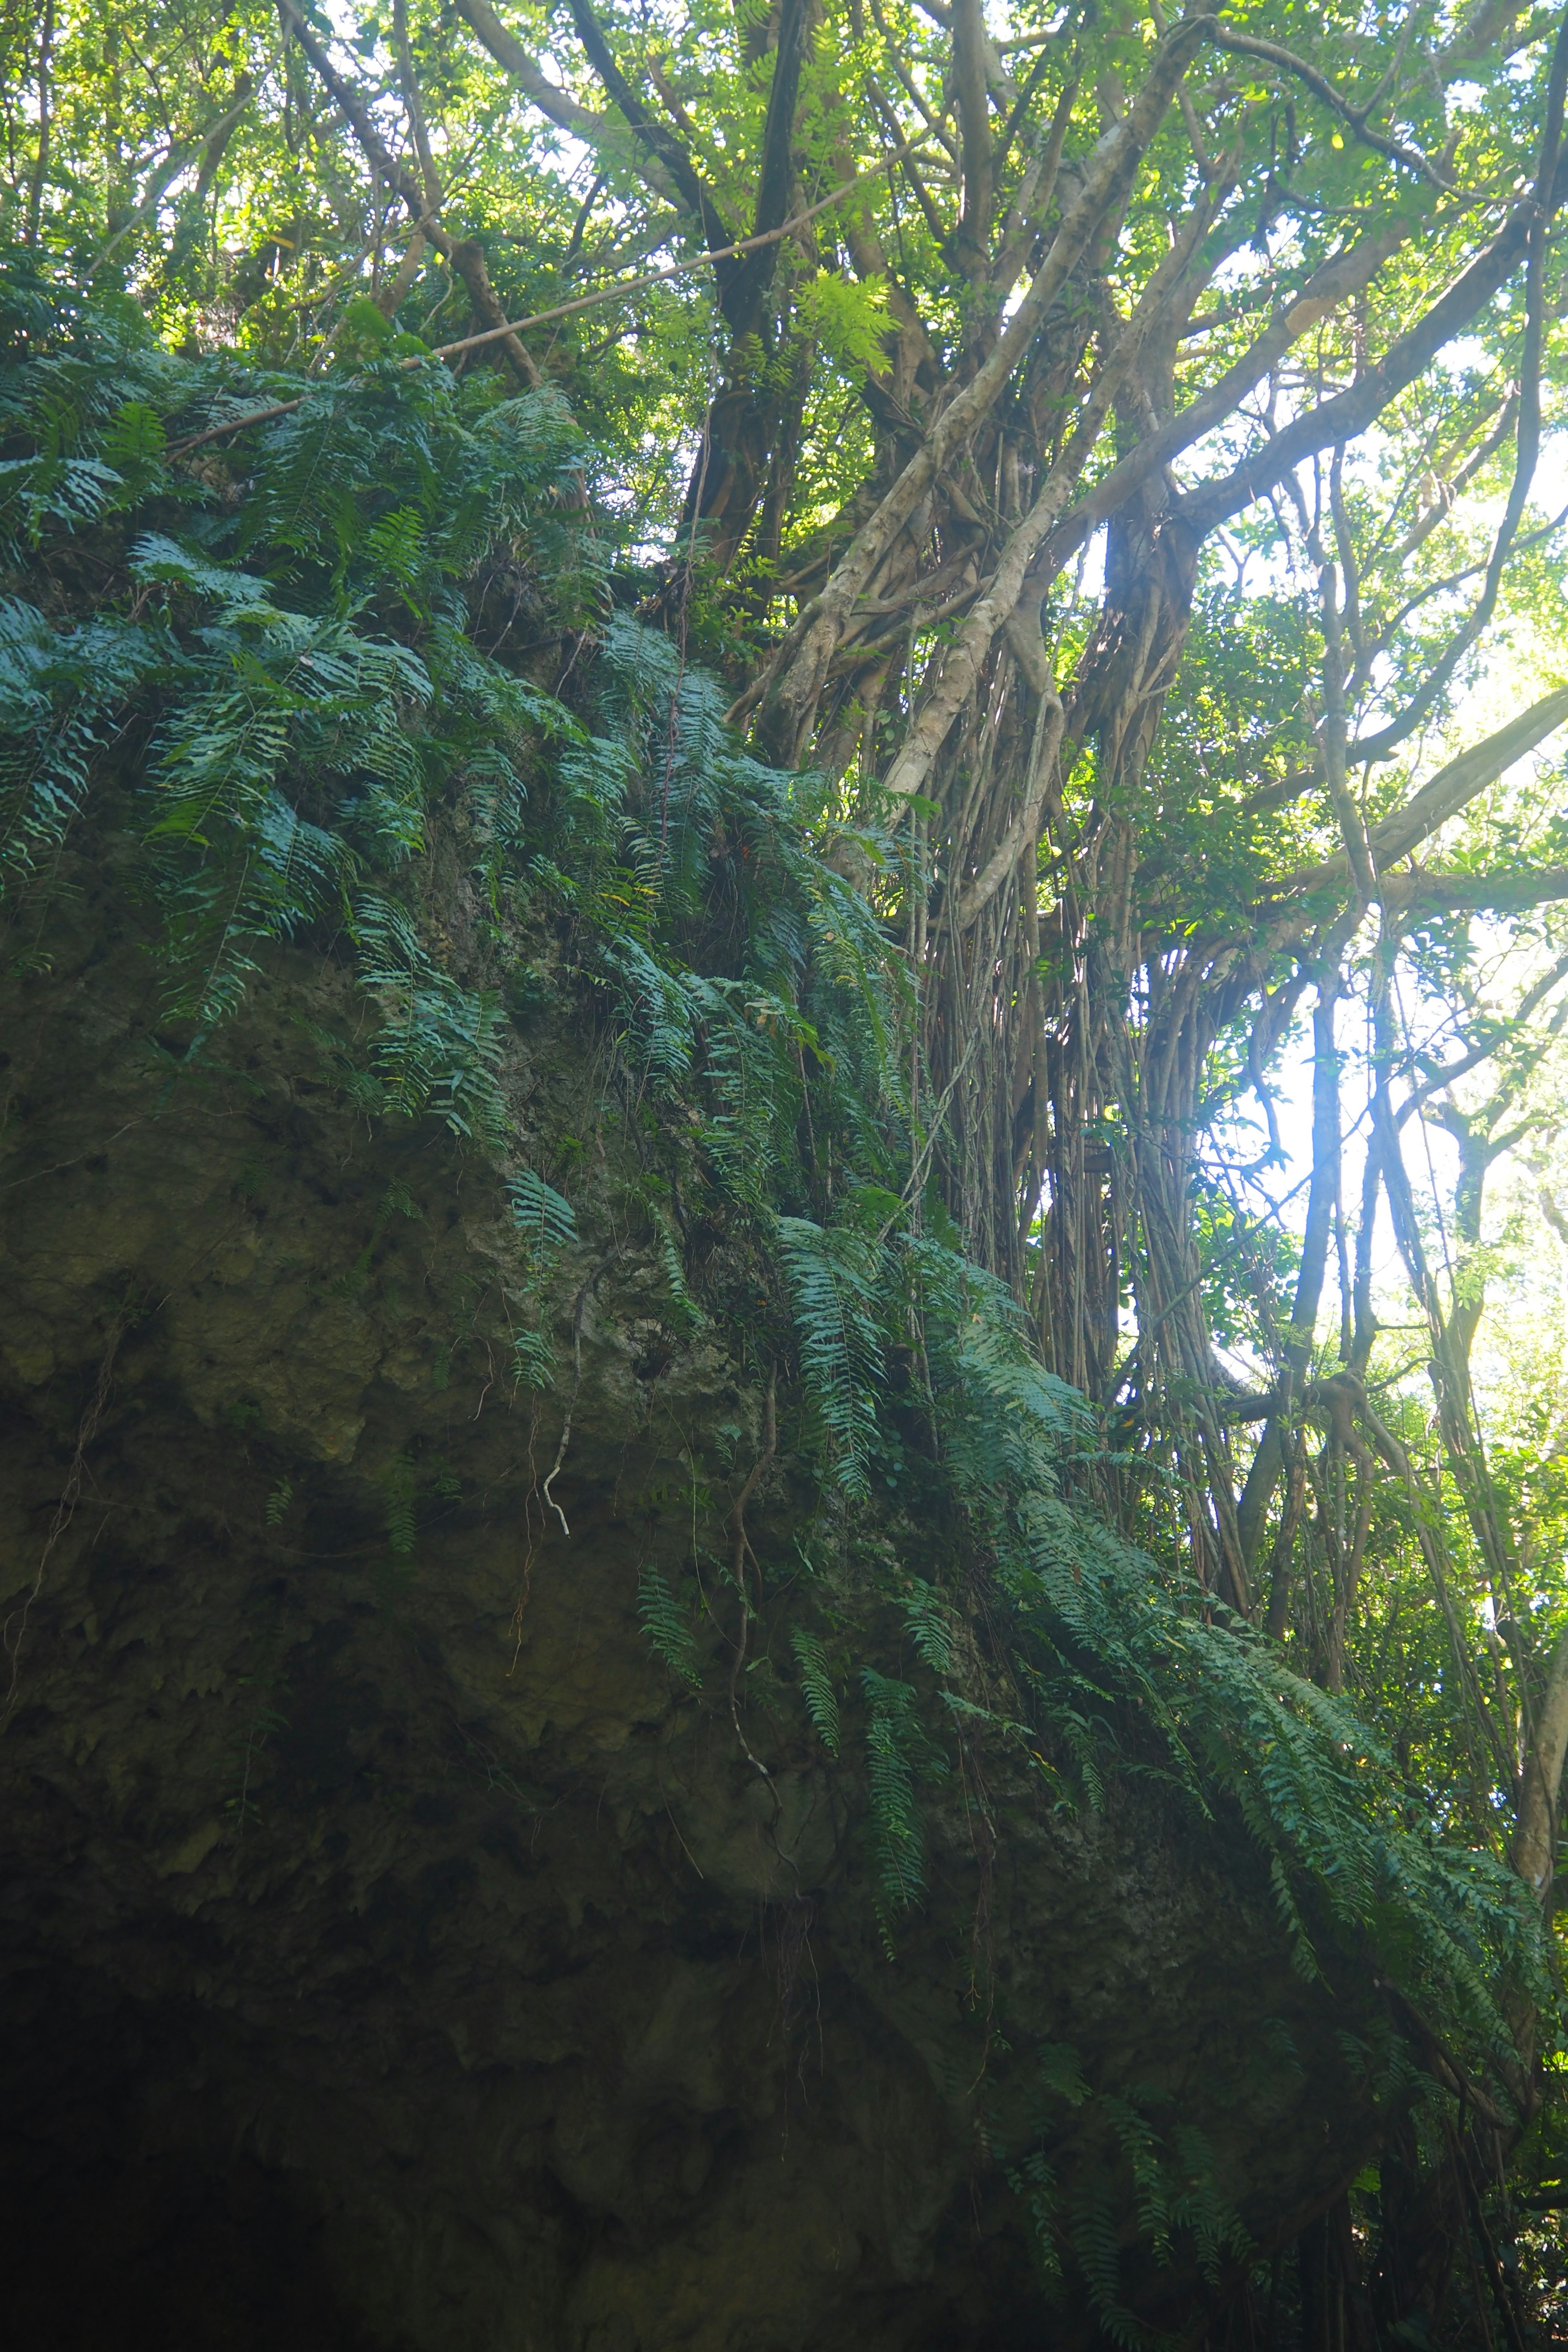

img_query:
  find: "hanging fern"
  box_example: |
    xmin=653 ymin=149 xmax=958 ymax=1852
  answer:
xmin=510 ymin=1325 xmax=557 ymax=1392
xmin=791 ymin=1628 xmax=841 ymax=1755
xmin=507 ymin=1169 xmax=578 ymax=1271
xmin=860 ymin=1667 xmax=947 ymax=1948
xmin=637 ymin=1565 xmax=702 ymax=1689
xmin=381 ymin=1454 xmax=419 ymax=1559
xmin=649 ymin=1200 xmax=704 ymax=1334
xmin=1067 ymin=2181 xmax=1146 ymax=2352
xmin=778 ymin=1216 xmax=888 ymax=1499
xmin=1005 ymin=2149 xmax=1065 ymax=2293
xmin=901 ymin=1579 xmax=956 ymax=1678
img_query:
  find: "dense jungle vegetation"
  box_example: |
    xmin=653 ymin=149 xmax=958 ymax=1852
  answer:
xmin=6 ymin=0 xmax=1568 ymax=2338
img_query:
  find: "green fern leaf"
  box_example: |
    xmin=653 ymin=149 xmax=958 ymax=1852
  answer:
xmin=508 ymin=1168 xmax=577 ymax=1270
xmin=779 ymin=1216 xmax=886 ymax=1499
xmin=791 ymin=1629 xmax=841 ymax=1754
xmin=637 ymin=1565 xmax=702 ymax=1688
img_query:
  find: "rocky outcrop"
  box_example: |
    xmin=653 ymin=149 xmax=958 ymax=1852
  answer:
xmin=0 ymin=905 xmax=1380 ymax=2350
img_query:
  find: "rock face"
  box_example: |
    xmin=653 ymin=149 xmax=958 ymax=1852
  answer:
xmin=0 ymin=914 xmax=1378 ymax=2350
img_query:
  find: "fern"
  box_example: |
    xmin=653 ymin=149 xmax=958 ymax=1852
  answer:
xmin=505 ymin=1171 xmax=576 ymax=1388
xmin=0 ymin=597 xmax=165 ymax=891
xmin=1068 ymin=2181 xmax=1147 ymax=2352
xmin=354 ymin=894 xmax=507 ymax=1148
xmin=860 ymin=1667 xmax=947 ymax=1943
xmin=650 ymin=1201 xmax=704 ymax=1332
xmin=901 ymin=1579 xmax=956 ymax=1678
xmin=637 ymin=1564 xmax=702 ymax=1688
xmin=779 ymin=1216 xmax=887 ymax=1499
xmin=1035 ymin=2042 xmax=1091 ymax=2109
xmin=1004 ymin=2149 xmax=1065 ymax=2293
xmin=1104 ymin=2094 xmax=1173 ymax=2268
xmin=791 ymin=1628 xmax=841 ymax=1754
xmin=507 ymin=1168 xmax=578 ymax=1269
xmin=510 ymin=1324 xmax=557 ymax=1391
xmin=599 ymin=933 xmax=693 ymax=1085
xmin=382 ymin=1454 xmax=418 ymax=1558
xmin=685 ymin=976 xmax=799 ymax=1208
xmin=1166 ymin=2124 xmax=1251 ymax=2284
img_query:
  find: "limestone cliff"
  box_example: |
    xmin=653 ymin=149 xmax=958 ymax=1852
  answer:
xmin=0 ymin=889 xmax=1385 ymax=2351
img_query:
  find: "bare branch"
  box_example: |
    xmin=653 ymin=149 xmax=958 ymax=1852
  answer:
xmin=1020 ymin=216 xmax=1414 ymax=605
xmin=952 ymin=0 xmax=995 ymax=274
xmin=1375 ymin=687 xmax=1568 ymax=864
xmin=1383 ymin=864 xmax=1568 ymax=919
xmin=1311 ymin=534 xmax=1379 ymax=906
xmin=1263 ymin=687 xmax=1568 ymax=908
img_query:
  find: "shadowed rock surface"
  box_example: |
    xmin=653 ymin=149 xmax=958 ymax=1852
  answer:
xmin=0 ymin=910 xmax=1378 ymax=2350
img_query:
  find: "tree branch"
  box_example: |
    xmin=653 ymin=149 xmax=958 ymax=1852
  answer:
xmin=1178 ymin=133 xmax=1568 ymax=544
xmin=563 ymin=0 xmax=736 ymax=268
xmin=1382 ymin=864 xmax=1568 ymax=919
xmin=452 ymin=0 xmax=606 ymax=142
xmin=756 ymin=4 xmax=1215 ymax=763
xmin=1257 ymin=686 xmax=1568 ymax=911
xmin=724 ymin=0 xmax=811 ymax=334
xmin=1349 ymin=11 xmax=1568 ymax=764
xmin=880 ymin=182 xmax=1224 ymax=807
xmin=1018 ymin=216 xmax=1413 ymax=607
xmin=1205 ymin=24 xmax=1454 ymax=188
xmin=952 ymin=0 xmax=995 ymax=275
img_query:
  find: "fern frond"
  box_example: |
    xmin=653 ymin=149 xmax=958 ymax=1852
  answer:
xmin=779 ymin=1216 xmax=887 ymax=1499
xmin=791 ymin=1629 xmax=841 ymax=1754
xmin=860 ymin=1668 xmax=942 ymax=1931
xmin=902 ymin=1579 xmax=956 ymax=1679
xmin=382 ymin=1455 xmax=418 ymax=1559
xmin=510 ymin=1324 xmax=557 ymax=1391
xmin=508 ymin=1169 xmax=577 ymax=1268
xmin=637 ymin=1565 xmax=702 ymax=1688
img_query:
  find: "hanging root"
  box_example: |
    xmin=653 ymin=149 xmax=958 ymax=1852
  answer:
xmin=2 ymin=1305 xmax=131 ymax=1733
xmin=541 ymin=1246 xmax=624 ymax=1540
xmin=727 ymin=1369 xmax=777 ymax=1778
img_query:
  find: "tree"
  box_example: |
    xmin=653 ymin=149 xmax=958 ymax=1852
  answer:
xmin=7 ymin=0 xmax=1568 ymax=2334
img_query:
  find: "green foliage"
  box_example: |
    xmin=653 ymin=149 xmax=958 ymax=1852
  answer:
xmin=508 ymin=1169 xmax=578 ymax=1271
xmin=650 ymin=1202 xmax=706 ymax=1334
xmin=923 ymin=1258 xmax=1551 ymax=2141
xmin=637 ymin=1565 xmax=702 ymax=1689
xmin=778 ymin=1216 xmax=888 ymax=1497
xmin=860 ymin=1665 xmax=948 ymax=1947
xmin=790 ymin=1627 xmax=841 ymax=1755
xmin=793 ymin=271 xmax=895 ymax=375
xmin=900 ymin=1578 xmax=956 ymax=1677
xmin=504 ymin=1170 xmax=577 ymax=1386
xmin=0 ymin=277 xmax=585 ymax=1150
xmin=382 ymin=1453 xmax=419 ymax=1558
xmin=2 ymin=257 xmax=1559 ymax=2334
